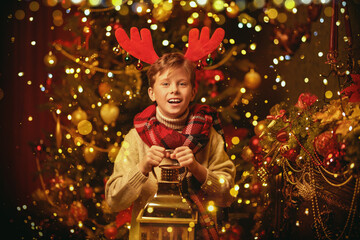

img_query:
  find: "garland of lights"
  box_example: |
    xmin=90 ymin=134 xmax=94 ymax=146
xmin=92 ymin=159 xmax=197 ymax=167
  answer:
xmin=51 ymin=112 xmax=111 ymax=153
xmin=53 ymin=43 xmax=138 ymax=74
xmin=310 ymin=160 xmax=359 ymax=240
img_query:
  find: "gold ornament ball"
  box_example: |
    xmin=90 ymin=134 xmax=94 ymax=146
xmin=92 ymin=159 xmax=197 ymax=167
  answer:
xmin=152 ymin=6 xmax=172 ymax=22
xmin=77 ymin=120 xmax=93 ymax=135
xmin=135 ymin=2 xmax=148 ymax=16
xmin=108 ymin=145 xmax=120 ymax=162
xmin=254 ymin=120 xmax=267 ymax=136
xmin=44 ymin=51 xmax=57 ymax=67
xmin=83 ymin=146 xmax=97 ymax=164
xmin=71 ymin=107 xmax=88 ymax=125
xmin=244 ymin=69 xmax=261 ymax=90
xmin=100 ymin=103 xmax=119 ymax=125
xmin=226 ymin=2 xmax=240 ymax=18
xmin=74 ymin=136 xmax=84 ymax=146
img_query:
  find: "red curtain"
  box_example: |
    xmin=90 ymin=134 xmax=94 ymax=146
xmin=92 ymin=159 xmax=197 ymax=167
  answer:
xmin=0 ymin=2 xmax=65 ymax=207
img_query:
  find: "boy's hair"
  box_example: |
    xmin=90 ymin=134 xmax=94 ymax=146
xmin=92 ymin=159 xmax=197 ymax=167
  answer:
xmin=147 ymin=52 xmax=196 ymax=88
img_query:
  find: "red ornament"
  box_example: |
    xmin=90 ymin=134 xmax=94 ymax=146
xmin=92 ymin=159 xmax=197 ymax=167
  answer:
xmin=264 ymin=156 xmax=272 ymax=165
xmin=116 ymin=205 xmax=132 ymax=228
xmin=196 ymin=60 xmax=204 ymax=70
xmin=295 ymin=92 xmax=318 ymax=110
xmin=136 ymin=60 xmax=143 ymax=70
xmin=341 ymin=74 xmax=360 ymax=102
xmin=104 ymin=226 xmax=118 ymax=240
xmin=281 ymin=148 xmax=299 ymax=162
xmin=36 ymin=144 xmax=43 ymax=152
xmin=250 ymin=182 xmax=262 ymax=195
xmin=314 ymin=131 xmax=338 ymax=157
xmin=252 ymin=154 xmax=264 ymax=169
xmin=195 ymin=69 xmax=224 ymax=85
xmin=323 ymin=151 xmax=342 ymax=172
xmin=249 ymin=136 xmax=262 ymax=154
xmin=276 ymin=130 xmax=289 ymax=142
xmin=83 ymin=185 xmax=93 ymax=199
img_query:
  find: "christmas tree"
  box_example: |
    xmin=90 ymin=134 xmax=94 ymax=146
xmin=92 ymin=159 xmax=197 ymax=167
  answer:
xmin=13 ymin=1 xmax=257 ymax=239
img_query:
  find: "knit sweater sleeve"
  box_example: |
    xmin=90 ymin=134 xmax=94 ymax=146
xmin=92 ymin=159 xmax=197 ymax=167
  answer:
xmin=105 ymin=129 xmax=149 ymax=212
xmin=199 ymin=127 xmax=236 ymax=207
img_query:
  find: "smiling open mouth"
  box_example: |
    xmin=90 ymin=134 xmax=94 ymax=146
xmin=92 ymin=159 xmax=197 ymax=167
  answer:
xmin=168 ymin=99 xmax=182 ymax=103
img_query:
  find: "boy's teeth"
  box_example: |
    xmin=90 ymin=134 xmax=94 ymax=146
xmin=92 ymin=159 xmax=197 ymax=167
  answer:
xmin=168 ymin=99 xmax=181 ymax=103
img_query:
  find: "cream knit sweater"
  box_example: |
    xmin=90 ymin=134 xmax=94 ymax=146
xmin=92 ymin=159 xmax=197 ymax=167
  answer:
xmin=105 ymin=107 xmax=236 ymax=240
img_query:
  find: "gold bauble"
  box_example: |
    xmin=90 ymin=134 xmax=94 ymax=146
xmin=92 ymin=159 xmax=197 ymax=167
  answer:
xmin=71 ymin=107 xmax=88 ymax=126
xmin=74 ymin=136 xmax=84 ymax=146
xmin=78 ymin=120 xmax=93 ymax=135
xmin=44 ymin=51 xmax=57 ymax=67
xmin=135 ymin=2 xmax=148 ymax=16
xmin=254 ymin=120 xmax=267 ymax=136
xmin=108 ymin=144 xmax=120 ymax=162
xmin=100 ymin=103 xmax=119 ymax=125
xmin=152 ymin=6 xmax=172 ymax=22
xmin=83 ymin=146 xmax=97 ymax=164
xmin=244 ymin=69 xmax=261 ymax=90
xmin=226 ymin=2 xmax=240 ymax=18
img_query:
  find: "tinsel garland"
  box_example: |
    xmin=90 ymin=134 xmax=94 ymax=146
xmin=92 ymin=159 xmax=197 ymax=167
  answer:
xmin=245 ymin=93 xmax=360 ymax=239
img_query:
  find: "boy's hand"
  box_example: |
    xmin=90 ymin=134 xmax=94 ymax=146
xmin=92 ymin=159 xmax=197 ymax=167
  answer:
xmin=139 ymin=146 xmax=166 ymax=175
xmin=171 ymin=146 xmax=198 ymax=171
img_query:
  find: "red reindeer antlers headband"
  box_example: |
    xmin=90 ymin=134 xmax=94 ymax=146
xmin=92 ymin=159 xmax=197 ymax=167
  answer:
xmin=115 ymin=27 xmax=225 ymax=65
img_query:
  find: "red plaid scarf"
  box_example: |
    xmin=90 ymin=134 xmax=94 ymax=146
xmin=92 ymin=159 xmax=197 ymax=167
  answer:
xmin=134 ymin=103 xmax=224 ymax=153
xmin=134 ymin=103 xmax=224 ymax=240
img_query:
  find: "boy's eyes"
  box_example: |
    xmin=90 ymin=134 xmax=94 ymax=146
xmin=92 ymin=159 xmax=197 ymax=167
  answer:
xmin=160 ymin=82 xmax=189 ymax=86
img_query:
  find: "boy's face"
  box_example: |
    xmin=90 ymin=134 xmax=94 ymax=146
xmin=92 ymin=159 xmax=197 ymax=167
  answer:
xmin=148 ymin=66 xmax=197 ymax=119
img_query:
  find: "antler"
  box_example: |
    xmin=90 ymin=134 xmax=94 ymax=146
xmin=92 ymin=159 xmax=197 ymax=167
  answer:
xmin=115 ymin=27 xmax=159 ymax=64
xmin=184 ymin=27 xmax=225 ymax=62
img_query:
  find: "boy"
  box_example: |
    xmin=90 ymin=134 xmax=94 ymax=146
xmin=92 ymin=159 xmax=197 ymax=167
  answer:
xmin=105 ymin=52 xmax=236 ymax=239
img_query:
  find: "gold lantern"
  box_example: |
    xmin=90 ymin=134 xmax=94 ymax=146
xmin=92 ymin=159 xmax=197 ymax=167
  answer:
xmin=137 ymin=152 xmax=198 ymax=240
